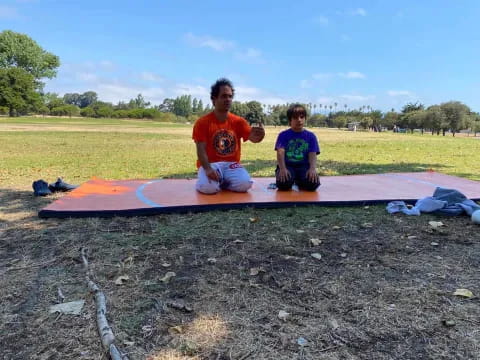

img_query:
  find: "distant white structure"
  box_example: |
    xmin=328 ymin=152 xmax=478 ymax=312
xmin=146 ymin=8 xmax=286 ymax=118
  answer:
xmin=347 ymin=121 xmax=360 ymax=131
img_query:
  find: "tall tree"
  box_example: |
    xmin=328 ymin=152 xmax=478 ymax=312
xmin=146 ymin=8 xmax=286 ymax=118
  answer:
xmin=383 ymin=111 xmax=399 ymax=130
xmin=158 ymin=98 xmax=174 ymax=113
xmin=0 ymin=30 xmax=60 ymax=88
xmin=0 ymin=67 xmax=41 ymax=116
xmin=369 ymin=110 xmax=383 ymax=131
xmin=440 ymin=101 xmax=470 ymax=136
xmin=129 ymin=93 xmax=150 ymax=109
xmin=425 ymin=105 xmax=446 ymax=135
xmin=265 ymin=104 xmax=288 ymax=126
xmin=401 ymin=102 xmax=424 ymax=114
xmin=230 ymin=101 xmax=249 ymax=119
xmin=470 ymin=113 xmax=480 ymax=136
xmin=173 ymin=95 xmax=192 ymax=117
xmin=63 ymin=93 xmax=81 ymax=106
xmin=79 ymin=91 xmax=98 ymax=108
xmin=245 ymin=101 xmax=266 ymax=124
xmin=42 ymin=92 xmax=64 ymax=110
xmin=192 ymin=98 xmax=199 ymax=113
xmin=197 ymin=99 xmax=204 ymax=113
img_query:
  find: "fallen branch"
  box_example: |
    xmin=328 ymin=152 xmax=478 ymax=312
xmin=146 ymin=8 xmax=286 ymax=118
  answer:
xmin=5 ymin=258 xmax=57 ymax=272
xmin=81 ymin=248 xmax=128 ymax=360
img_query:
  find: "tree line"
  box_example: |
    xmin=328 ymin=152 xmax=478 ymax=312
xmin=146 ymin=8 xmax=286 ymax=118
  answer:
xmin=1 ymin=30 xmax=479 ymax=136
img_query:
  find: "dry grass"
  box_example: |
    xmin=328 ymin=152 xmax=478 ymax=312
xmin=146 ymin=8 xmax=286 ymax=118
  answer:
xmin=2 ymin=121 xmax=480 ymax=359
xmin=2 ymin=189 xmax=480 ymax=359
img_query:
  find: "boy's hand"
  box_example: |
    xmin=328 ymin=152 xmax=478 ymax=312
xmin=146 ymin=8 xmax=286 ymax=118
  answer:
xmin=307 ymin=168 xmax=319 ymax=183
xmin=277 ymin=168 xmax=291 ymax=182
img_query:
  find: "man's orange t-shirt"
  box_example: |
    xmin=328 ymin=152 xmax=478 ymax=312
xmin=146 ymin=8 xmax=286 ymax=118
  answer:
xmin=192 ymin=112 xmax=251 ymax=168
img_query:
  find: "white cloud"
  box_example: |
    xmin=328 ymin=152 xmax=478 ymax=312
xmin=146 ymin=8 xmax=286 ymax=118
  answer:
xmin=47 ymin=62 xmax=169 ymax=104
xmin=96 ymin=83 xmax=166 ymax=104
xmin=47 ymin=61 xmax=318 ymax=109
xmin=352 ymin=8 xmax=367 ymax=16
xmin=307 ymin=71 xmax=365 ymax=83
xmin=98 ymin=60 xmax=116 ymax=71
xmin=387 ymin=90 xmax=413 ymax=97
xmin=62 ymin=61 xmax=116 ymax=73
xmin=235 ymin=48 xmax=265 ymax=64
xmin=338 ymin=71 xmax=366 ymax=79
xmin=233 ymin=86 xmax=290 ymax=105
xmin=316 ymin=97 xmax=334 ymax=104
xmin=235 ymin=86 xmax=261 ymax=99
xmin=76 ymin=72 xmax=98 ymax=82
xmin=184 ymin=32 xmax=234 ymax=52
xmin=340 ymin=94 xmax=375 ymax=102
xmin=313 ymin=15 xmax=329 ymax=26
xmin=173 ymin=84 xmax=209 ymax=98
xmin=313 ymin=73 xmax=333 ymax=80
xmin=300 ymin=79 xmax=313 ymax=89
xmin=259 ymin=96 xmax=290 ymax=105
xmin=0 ymin=5 xmax=19 ymax=18
xmin=139 ymin=72 xmax=164 ymax=82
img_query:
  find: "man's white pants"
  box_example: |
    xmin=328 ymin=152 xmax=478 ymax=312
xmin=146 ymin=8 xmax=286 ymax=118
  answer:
xmin=196 ymin=162 xmax=253 ymax=194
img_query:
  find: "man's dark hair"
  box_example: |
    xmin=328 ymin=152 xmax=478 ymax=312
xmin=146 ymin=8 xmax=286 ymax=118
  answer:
xmin=287 ymin=103 xmax=307 ymax=122
xmin=210 ymin=78 xmax=235 ymax=100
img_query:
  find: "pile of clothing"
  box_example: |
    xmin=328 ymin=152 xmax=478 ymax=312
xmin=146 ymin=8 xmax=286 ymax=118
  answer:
xmin=387 ymin=187 xmax=480 ymax=216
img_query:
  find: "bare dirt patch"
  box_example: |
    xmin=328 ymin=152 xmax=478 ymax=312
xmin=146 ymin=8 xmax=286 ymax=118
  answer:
xmin=1 ymin=189 xmax=480 ymax=359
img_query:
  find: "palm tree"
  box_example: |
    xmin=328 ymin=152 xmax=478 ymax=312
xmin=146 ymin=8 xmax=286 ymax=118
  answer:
xmin=334 ymin=102 xmax=338 ymax=113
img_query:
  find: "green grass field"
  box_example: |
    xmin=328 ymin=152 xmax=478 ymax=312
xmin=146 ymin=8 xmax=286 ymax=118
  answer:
xmin=1 ymin=116 xmax=479 ymax=188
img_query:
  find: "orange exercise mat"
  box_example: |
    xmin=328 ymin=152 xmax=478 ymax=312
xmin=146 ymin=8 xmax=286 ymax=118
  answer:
xmin=38 ymin=172 xmax=480 ymax=218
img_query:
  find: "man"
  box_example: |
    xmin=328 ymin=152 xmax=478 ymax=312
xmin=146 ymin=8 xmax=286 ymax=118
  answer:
xmin=275 ymin=103 xmax=320 ymax=191
xmin=192 ymin=78 xmax=265 ymax=194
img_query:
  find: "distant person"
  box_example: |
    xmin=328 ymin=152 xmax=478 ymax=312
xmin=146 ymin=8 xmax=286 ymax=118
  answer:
xmin=192 ymin=78 xmax=265 ymax=194
xmin=274 ymin=104 xmax=320 ymax=191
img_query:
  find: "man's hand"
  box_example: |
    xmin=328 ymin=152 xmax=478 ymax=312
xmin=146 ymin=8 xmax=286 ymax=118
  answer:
xmin=196 ymin=142 xmax=220 ymax=182
xmin=205 ymin=167 xmax=220 ymax=182
xmin=277 ymin=167 xmax=291 ymax=182
xmin=306 ymin=167 xmax=319 ymax=183
xmin=249 ymin=124 xmax=265 ymax=143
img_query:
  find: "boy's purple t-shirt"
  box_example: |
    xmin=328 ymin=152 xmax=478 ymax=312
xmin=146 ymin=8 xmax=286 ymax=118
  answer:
xmin=274 ymin=129 xmax=320 ymax=167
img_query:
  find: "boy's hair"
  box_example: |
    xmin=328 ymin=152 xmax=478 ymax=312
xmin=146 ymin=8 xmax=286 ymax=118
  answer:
xmin=210 ymin=78 xmax=235 ymax=100
xmin=287 ymin=103 xmax=307 ymax=122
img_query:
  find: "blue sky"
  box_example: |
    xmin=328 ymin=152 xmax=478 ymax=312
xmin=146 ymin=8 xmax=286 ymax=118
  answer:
xmin=1 ymin=0 xmax=479 ymax=112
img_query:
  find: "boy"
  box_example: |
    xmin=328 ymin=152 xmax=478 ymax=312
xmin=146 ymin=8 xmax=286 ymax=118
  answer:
xmin=275 ymin=104 xmax=320 ymax=191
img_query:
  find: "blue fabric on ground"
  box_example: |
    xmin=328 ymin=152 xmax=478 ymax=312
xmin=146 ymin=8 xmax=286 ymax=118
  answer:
xmin=386 ymin=187 xmax=480 ymax=216
xmin=386 ymin=201 xmax=420 ymax=215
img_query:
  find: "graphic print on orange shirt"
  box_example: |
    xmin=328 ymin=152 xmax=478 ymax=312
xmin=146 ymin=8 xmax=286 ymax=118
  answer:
xmin=213 ymin=129 xmax=236 ymax=156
